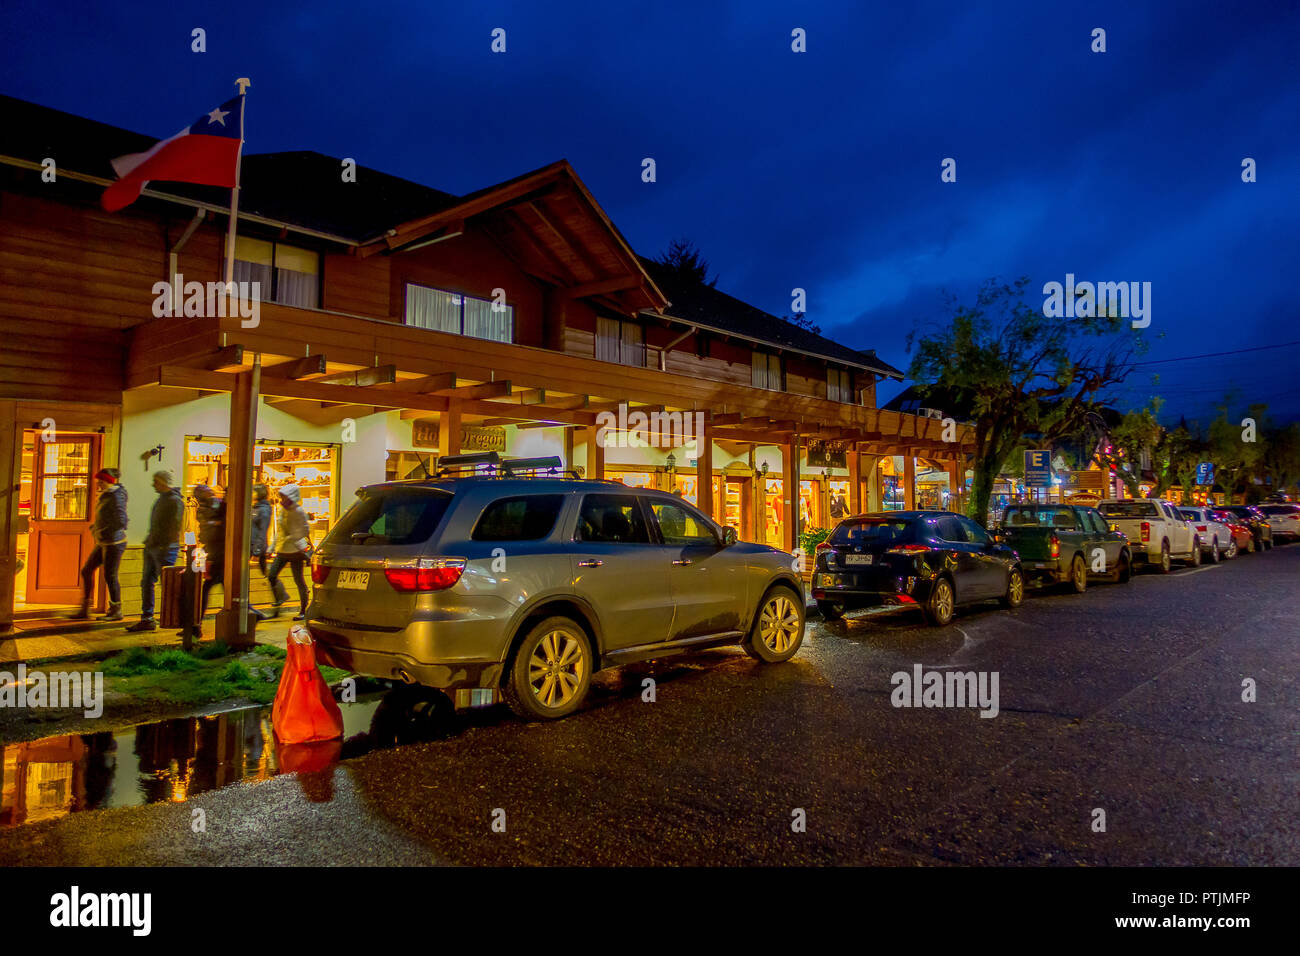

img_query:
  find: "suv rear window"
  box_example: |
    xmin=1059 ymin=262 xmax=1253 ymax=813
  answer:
xmin=1260 ymin=505 xmax=1300 ymax=515
xmin=830 ymin=518 xmax=915 ymax=546
xmin=472 ymin=495 xmax=565 ymax=541
xmin=1003 ymin=506 xmax=1080 ymax=528
xmin=1100 ymin=501 xmax=1159 ymax=518
xmin=327 ymin=488 xmax=452 ymax=546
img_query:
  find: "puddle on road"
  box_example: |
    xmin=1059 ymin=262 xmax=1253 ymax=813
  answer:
xmin=0 ymin=691 xmax=469 ymax=827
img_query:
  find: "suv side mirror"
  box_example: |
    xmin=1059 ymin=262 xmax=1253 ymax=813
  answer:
xmin=721 ymin=526 xmax=738 ymax=547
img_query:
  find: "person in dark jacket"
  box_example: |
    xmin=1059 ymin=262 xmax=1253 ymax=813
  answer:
xmin=251 ymin=484 xmax=272 ymax=574
xmin=72 ymin=468 xmax=128 ymax=621
xmin=127 ymin=470 xmax=185 ymax=632
xmin=192 ymin=484 xmax=226 ymax=625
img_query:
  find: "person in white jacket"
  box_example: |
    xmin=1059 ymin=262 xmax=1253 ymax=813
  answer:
xmin=267 ymin=483 xmax=312 ymax=620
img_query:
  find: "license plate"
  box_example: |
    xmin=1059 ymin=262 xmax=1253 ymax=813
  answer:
xmin=337 ymin=570 xmax=370 ymax=590
xmin=844 ymin=554 xmax=873 ymax=566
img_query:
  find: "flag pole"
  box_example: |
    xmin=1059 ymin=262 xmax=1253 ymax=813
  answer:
xmin=223 ymin=78 xmax=250 ymax=290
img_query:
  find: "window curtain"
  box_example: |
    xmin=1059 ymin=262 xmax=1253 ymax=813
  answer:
xmin=464 ymin=295 xmax=512 ymax=343
xmin=276 ymin=269 xmax=319 ymax=308
xmin=619 ymin=320 xmax=645 ymax=367
xmin=406 ymin=284 xmax=461 ymax=333
xmin=596 ymin=316 xmax=621 ymax=363
xmin=753 ymin=351 xmax=781 ymax=390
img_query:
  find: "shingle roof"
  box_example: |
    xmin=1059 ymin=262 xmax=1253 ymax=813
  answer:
xmin=639 ymin=257 xmax=904 ymax=377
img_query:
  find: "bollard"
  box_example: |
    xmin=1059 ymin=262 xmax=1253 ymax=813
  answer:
xmin=180 ymin=544 xmax=201 ymax=651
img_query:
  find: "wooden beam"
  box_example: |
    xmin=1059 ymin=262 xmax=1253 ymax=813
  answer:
xmin=374 ymin=371 xmax=458 ymax=394
xmin=518 ymin=388 xmax=546 ymax=405
xmin=585 ymin=425 xmax=604 ymax=479
xmin=711 ymin=412 xmax=744 ymax=426
xmin=264 ymin=354 xmax=327 ymax=379
xmin=538 ymin=393 xmax=588 ymax=410
xmin=309 ymin=365 xmax=397 ymax=388
xmin=215 ymin=362 xmax=260 ymax=648
xmin=515 ymin=420 xmax=573 ymax=430
xmin=559 ymin=275 xmax=642 ymax=300
xmin=158 ymin=366 xmax=451 ymax=414
xmin=203 ymin=345 xmax=245 ymax=371
xmin=439 ymin=400 xmax=462 ymax=460
xmin=697 ymin=416 xmax=714 ymax=520
xmin=439 ymin=380 xmax=511 ymax=400
xmin=477 ymin=416 xmax=532 ymax=427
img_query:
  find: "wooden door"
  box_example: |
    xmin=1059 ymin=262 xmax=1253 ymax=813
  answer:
xmin=725 ymin=476 xmax=752 ymax=541
xmin=27 ymin=434 xmax=98 ymax=605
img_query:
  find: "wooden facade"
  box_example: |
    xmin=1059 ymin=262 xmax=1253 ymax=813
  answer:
xmin=0 ymin=107 xmax=972 ymax=635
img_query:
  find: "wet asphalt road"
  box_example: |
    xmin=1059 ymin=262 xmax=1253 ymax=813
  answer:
xmin=3 ymin=544 xmax=1297 ymax=866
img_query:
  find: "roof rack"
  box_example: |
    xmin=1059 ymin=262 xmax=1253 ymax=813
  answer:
xmin=432 ymin=451 xmax=588 ymax=481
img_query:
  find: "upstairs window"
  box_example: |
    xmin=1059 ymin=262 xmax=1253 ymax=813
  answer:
xmin=405 ymin=283 xmax=513 ymax=343
xmin=596 ymin=316 xmax=646 ymax=367
xmin=828 ymin=367 xmax=855 ymax=403
xmin=752 ymin=350 xmax=783 ymax=390
xmin=234 ymin=237 xmax=320 ymax=309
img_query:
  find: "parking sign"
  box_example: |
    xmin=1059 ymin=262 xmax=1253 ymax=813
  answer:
xmin=1024 ymin=449 xmax=1052 ymax=485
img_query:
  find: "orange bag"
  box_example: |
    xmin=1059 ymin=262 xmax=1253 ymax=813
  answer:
xmin=272 ymin=625 xmax=344 ymax=744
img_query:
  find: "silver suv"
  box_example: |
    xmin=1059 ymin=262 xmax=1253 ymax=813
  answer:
xmin=306 ymin=462 xmax=805 ymax=720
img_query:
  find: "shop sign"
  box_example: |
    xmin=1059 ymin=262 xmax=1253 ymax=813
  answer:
xmin=805 ymin=440 xmax=847 ymax=470
xmin=1065 ymin=470 xmax=1107 ymax=491
xmin=411 ymin=421 xmax=507 ymax=452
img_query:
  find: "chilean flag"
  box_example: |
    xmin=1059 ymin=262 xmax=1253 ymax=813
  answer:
xmin=101 ymin=96 xmax=243 ymax=212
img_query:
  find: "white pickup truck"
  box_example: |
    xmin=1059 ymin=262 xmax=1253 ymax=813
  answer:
xmin=1098 ymin=499 xmax=1200 ymax=573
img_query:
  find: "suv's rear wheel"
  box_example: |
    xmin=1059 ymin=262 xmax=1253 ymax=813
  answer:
xmin=503 ymin=616 xmax=592 ymax=720
xmin=1157 ymin=541 xmax=1172 ymax=573
xmin=1188 ymin=539 xmax=1202 ymax=567
xmin=1000 ymin=567 xmax=1025 ymax=608
xmin=1115 ymin=550 xmax=1132 ymax=583
xmin=745 ymin=586 xmax=804 ymax=662
xmin=1208 ymin=538 xmax=1220 ymax=563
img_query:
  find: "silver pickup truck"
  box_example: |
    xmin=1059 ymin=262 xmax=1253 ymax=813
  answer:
xmin=1098 ymin=498 xmax=1199 ymax=573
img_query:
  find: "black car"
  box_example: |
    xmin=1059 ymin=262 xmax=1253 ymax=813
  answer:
xmin=1217 ymin=505 xmax=1274 ymax=550
xmin=810 ymin=511 xmax=1025 ymax=626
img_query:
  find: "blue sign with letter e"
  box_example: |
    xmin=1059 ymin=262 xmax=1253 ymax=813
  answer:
xmin=1024 ymin=449 xmax=1051 ymax=485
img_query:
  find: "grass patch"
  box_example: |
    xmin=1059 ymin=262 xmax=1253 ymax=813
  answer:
xmin=95 ymin=644 xmax=351 ymax=708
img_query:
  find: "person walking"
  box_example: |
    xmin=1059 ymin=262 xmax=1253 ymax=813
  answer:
xmin=127 ymin=470 xmax=184 ymax=633
xmin=192 ymin=484 xmax=226 ymax=628
xmin=251 ymin=483 xmax=272 ymax=574
xmin=72 ymin=468 xmax=128 ymax=622
xmin=267 ymin=483 xmax=312 ymax=620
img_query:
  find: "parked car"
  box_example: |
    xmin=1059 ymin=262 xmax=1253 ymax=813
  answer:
xmin=1098 ymin=498 xmax=1199 ymax=572
xmin=1208 ymin=508 xmax=1256 ymax=554
xmin=1257 ymin=503 xmax=1300 ymax=542
xmin=996 ymin=503 xmax=1132 ymax=590
xmin=1176 ymin=506 xmax=1236 ymax=561
xmin=811 ymin=511 xmax=1024 ymax=626
xmin=306 ymin=466 xmax=805 ymax=721
xmin=1217 ymin=504 xmax=1273 ymax=550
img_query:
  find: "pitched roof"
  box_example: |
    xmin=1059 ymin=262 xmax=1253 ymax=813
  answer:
xmin=638 ymin=258 xmax=904 ymax=377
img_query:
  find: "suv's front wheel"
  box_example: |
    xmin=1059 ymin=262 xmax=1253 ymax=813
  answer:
xmin=745 ymin=585 xmax=805 ymax=662
xmin=503 ymin=616 xmax=593 ymax=720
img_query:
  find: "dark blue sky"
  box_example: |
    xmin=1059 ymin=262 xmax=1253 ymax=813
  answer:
xmin=5 ymin=0 xmax=1298 ymax=424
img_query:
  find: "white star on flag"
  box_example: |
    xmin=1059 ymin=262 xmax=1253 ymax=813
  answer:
xmin=207 ymin=107 xmax=230 ymax=126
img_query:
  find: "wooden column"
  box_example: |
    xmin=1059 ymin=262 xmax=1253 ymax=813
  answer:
xmin=438 ymin=399 xmax=462 ymax=462
xmin=696 ymin=414 xmax=714 ymax=520
xmin=584 ymin=425 xmax=605 ymax=479
xmin=847 ymin=445 xmax=861 ymax=516
xmin=217 ymin=359 xmax=260 ymax=648
xmin=782 ymin=433 xmax=799 ymax=552
xmin=562 ymin=427 xmax=575 ymax=473
xmin=945 ymin=459 xmax=962 ymax=513
xmin=0 ymin=401 xmax=19 ymax=632
xmin=903 ymin=451 xmax=917 ymax=511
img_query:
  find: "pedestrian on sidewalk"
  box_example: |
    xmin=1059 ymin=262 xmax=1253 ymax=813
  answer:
xmin=72 ymin=468 xmax=128 ymax=622
xmin=251 ymin=484 xmax=272 ymax=575
xmin=192 ymin=484 xmax=226 ymax=628
xmin=127 ymin=470 xmax=184 ymax=633
xmin=267 ymin=484 xmax=312 ymax=621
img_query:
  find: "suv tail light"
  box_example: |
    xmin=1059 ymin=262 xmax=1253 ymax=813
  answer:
xmin=886 ymin=543 xmax=931 ymax=554
xmin=1140 ymin=521 xmax=1150 ymax=543
xmin=1048 ymin=534 xmax=1060 ymax=559
xmin=384 ymin=557 xmax=467 ymax=592
xmin=815 ymin=541 xmax=834 ymax=554
xmin=1196 ymin=524 xmax=1207 ymax=533
xmin=310 ymin=561 xmax=330 ymax=584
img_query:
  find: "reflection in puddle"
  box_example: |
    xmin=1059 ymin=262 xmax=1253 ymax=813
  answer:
xmin=0 ymin=694 xmax=389 ymax=827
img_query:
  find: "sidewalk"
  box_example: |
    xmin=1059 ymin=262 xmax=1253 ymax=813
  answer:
xmin=0 ymin=613 xmax=291 ymax=665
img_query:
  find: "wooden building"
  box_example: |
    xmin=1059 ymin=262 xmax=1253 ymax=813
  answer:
xmin=0 ymin=94 xmax=972 ymax=636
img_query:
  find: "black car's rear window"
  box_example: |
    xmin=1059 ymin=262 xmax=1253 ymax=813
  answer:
xmin=327 ymin=488 xmax=452 ymax=546
xmin=472 ymin=495 xmax=565 ymax=542
xmin=1099 ymin=501 xmax=1159 ymax=517
xmin=1260 ymin=505 xmax=1300 ymax=515
xmin=830 ymin=518 xmax=915 ymax=546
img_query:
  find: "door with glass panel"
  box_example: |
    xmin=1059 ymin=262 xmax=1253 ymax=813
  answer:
xmin=26 ymin=433 xmax=99 ymax=606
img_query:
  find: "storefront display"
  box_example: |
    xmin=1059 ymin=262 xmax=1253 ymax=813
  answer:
xmin=827 ymin=479 xmax=850 ymax=522
xmin=799 ymin=479 xmax=822 ymax=531
xmin=612 ymin=470 xmax=655 ymax=489
xmin=764 ymin=478 xmax=784 ymax=547
xmin=184 ymin=438 xmax=338 ymax=548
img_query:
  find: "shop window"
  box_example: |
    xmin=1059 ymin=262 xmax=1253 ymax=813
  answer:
xmin=764 ymin=478 xmax=784 ymax=546
xmin=184 ymin=439 xmax=338 ymax=547
xmin=752 ymin=351 xmax=783 ymax=391
xmin=827 ymin=367 xmax=855 ymax=404
xmin=472 ymin=495 xmax=565 ymax=542
xmin=828 ymin=480 xmax=850 ymax=521
xmin=405 ymin=283 xmax=513 ymax=343
xmin=596 ymin=316 xmax=645 ymax=367
xmin=612 ymin=471 xmax=655 ymax=489
xmin=234 ymin=237 xmax=320 ymax=309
